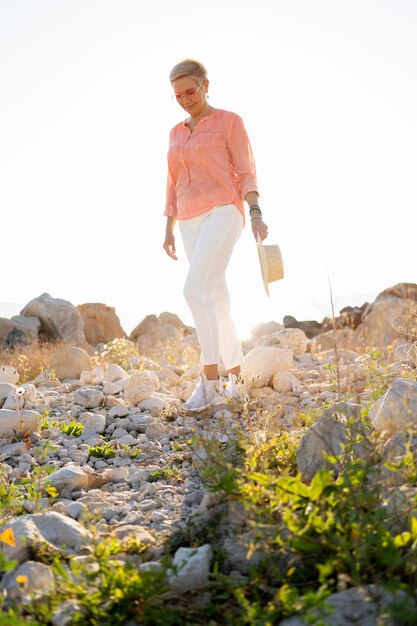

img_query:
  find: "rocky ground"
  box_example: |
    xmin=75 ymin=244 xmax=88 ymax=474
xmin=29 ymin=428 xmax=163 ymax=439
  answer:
xmin=0 ymin=284 xmax=417 ymax=625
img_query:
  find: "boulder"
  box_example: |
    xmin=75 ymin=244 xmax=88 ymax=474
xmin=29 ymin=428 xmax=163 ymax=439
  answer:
xmin=77 ymin=303 xmax=125 ymax=344
xmin=359 ymin=296 xmax=415 ymax=347
xmin=1 ymin=561 xmax=55 ymax=605
xmin=310 ymin=328 xmax=362 ymax=355
xmin=48 ymin=347 xmax=92 ymax=380
xmin=279 ymin=584 xmax=409 ymax=626
xmin=129 ymin=312 xmax=191 ymax=348
xmin=271 ymin=328 xmax=307 ymax=355
xmin=168 ymin=544 xmax=213 ymax=594
xmin=240 ymin=347 xmax=293 ymax=388
xmin=370 ymin=378 xmax=417 ymax=435
xmin=296 ymin=403 xmax=367 ymax=481
xmin=0 ymin=316 xmax=40 ymax=349
xmin=283 ymin=315 xmax=323 ymax=339
xmin=375 ymin=282 xmax=417 ymax=303
xmin=20 ymin=293 xmax=86 ymax=344
xmin=250 ymin=321 xmax=284 ymax=339
xmin=0 ymin=409 xmax=41 ymax=438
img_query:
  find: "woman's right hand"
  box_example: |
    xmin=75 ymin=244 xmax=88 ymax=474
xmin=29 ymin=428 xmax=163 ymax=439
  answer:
xmin=163 ymin=232 xmax=178 ymax=260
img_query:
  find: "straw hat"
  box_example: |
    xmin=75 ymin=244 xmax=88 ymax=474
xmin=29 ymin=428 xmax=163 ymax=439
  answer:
xmin=257 ymin=232 xmax=284 ymax=296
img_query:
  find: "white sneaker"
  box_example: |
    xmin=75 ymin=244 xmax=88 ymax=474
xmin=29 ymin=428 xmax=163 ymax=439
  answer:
xmin=224 ymin=373 xmax=249 ymax=403
xmin=182 ymin=374 xmax=225 ymax=412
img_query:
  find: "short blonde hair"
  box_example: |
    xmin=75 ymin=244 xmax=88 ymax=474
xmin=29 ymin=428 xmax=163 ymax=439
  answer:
xmin=169 ymin=59 xmax=208 ymax=84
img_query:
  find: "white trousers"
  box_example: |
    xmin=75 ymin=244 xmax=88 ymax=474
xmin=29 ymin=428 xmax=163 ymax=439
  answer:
xmin=179 ymin=204 xmax=244 ymax=370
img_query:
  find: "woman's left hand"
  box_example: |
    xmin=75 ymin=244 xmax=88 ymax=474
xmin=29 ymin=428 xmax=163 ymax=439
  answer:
xmin=251 ymin=216 xmax=269 ymax=241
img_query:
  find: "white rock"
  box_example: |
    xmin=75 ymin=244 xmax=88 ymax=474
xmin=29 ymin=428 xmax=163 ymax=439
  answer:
xmin=3 ymin=383 xmax=37 ymax=410
xmin=138 ymin=397 xmax=169 ymax=416
xmin=105 ymin=364 xmax=128 ymax=383
xmin=0 ymin=365 xmax=19 ymax=384
xmin=279 ymin=584 xmax=408 ymax=626
xmin=271 ymin=328 xmax=308 ymax=355
xmin=103 ymin=377 xmax=130 ymax=395
xmin=272 ymin=372 xmax=301 ymax=393
xmin=79 ymin=366 xmax=105 ymax=385
xmin=44 ymin=465 xmax=90 ymax=495
xmin=74 ymin=388 xmax=104 ymax=409
xmin=79 ymin=412 xmax=106 ymax=434
xmin=48 ymin=347 xmax=92 ymax=380
xmin=108 ymin=404 xmax=130 ymax=418
xmin=1 ymin=561 xmax=54 ymax=604
xmin=241 ymin=347 xmax=293 ymax=388
xmin=371 ymin=378 xmax=417 ymax=435
xmin=0 ymin=517 xmax=44 ymax=563
xmin=360 ymin=296 xmax=416 ymax=347
xmin=0 ymin=409 xmax=41 ymax=437
xmin=168 ymin=544 xmax=213 ymax=593
xmin=250 ymin=321 xmax=284 ymax=338
xmin=145 ymin=423 xmax=171 ymax=441
xmin=124 ymin=371 xmax=156 ymax=405
xmin=297 ymin=403 xmax=366 ymax=481
xmin=21 ymin=292 xmax=86 ymax=344
xmin=0 ymin=382 xmax=15 ymax=402
xmin=116 ymin=434 xmax=138 ymax=445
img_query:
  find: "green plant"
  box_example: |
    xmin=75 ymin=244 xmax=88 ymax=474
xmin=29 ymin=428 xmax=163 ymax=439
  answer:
xmin=148 ymin=467 xmax=184 ymax=483
xmin=60 ymin=420 xmax=84 ymax=437
xmin=99 ymin=338 xmax=140 ymax=370
xmin=88 ymin=443 xmax=116 ymax=459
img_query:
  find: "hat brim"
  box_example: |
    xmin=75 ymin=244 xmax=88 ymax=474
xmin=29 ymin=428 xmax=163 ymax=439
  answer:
xmin=257 ymin=233 xmax=284 ymax=297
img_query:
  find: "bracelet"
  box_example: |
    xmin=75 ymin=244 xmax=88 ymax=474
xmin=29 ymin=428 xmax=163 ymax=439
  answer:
xmin=249 ymin=204 xmax=261 ymax=214
xmin=250 ymin=215 xmax=262 ymax=221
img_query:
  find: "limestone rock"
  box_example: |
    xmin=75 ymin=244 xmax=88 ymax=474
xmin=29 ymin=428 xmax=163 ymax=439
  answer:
xmin=79 ymin=366 xmax=105 ymax=385
xmin=168 ymin=544 xmax=213 ymax=593
xmin=77 ymin=303 xmax=125 ymax=344
xmin=370 ymin=378 xmax=417 ymax=435
xmin=283 ymin=315 xmax=323 ymax=339
xmin=48 ymin=347 xmax=92 ymax=380
xmin=0 ymin=365 xmax=19 ymax=384
xmin=124 ymin=371 xmax=157 ymax=405
xmin=241 ymin=347 xmax=293 ymax=388
xmin=257 ymin=328 xmax=307 ymax=354
xmin=0 ymin=382 xmax=15 ymax=402
xmin=296 ymin=403 xmax=366 ymax=481
xmin=311 ymin=328 xmax=362 ymax=355
xmin=376 ymin=282 xmax=417 ymax=303
xmin=0 ymin=409 xmax=41 ymax=437
xmin=272 ymin=372 xmax=301 ymax=393
xmin=20 ymin=293 xmax=86 ymax=344
xmin=360 ymin=296 xmax=415 ymax=347
xmin=279 ymin=584 xmax=409 ymax=626
xmin=74 ymin=387 xmax=105 ymax=409
xmin=105 ymin=363 xmax=128 ymax=383
xmin=1 ymin=561 xmax=55 ymax=605
xmin=250 ymin=321 xmax=284 ymax=339
xmin=3 ymin=383 xmax=37 ymax=410
xmin=79 ymin=412 xmax=106 ymax=434
xmin=44 ymin=465 xmax=91 ymax=496
xmin=0 ymin=316 xmax=40 ymax=349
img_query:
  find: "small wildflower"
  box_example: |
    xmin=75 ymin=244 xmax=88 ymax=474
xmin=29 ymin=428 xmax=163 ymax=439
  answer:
xmin=0 ymin=528 xmax=16 ymax=547
xmin=16 ymin=575 xmax=28 ymax=585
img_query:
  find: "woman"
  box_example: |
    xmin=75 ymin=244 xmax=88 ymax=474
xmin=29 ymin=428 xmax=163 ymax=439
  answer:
xmin=163 ymin=59 xmax=268 ymax=412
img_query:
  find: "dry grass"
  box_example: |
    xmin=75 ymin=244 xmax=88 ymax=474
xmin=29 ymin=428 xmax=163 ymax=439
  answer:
xmin=0 ymin=334 xmax=201 ymax=384
xmin=0 ymin=341 xmax=65 ymax=383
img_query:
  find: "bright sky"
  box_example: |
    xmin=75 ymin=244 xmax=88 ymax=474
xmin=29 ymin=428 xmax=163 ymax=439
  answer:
xmin=1 ymin=0 xmax=416 ymax=338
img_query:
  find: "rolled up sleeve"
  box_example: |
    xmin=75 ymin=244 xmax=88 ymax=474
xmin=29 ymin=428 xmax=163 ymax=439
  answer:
xmin=227 ymin=115 xmax=258 ymax=199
